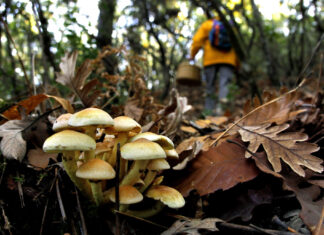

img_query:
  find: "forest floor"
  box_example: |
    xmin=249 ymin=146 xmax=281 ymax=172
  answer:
xmin=0 ymin=79 xmax=323 ymax=235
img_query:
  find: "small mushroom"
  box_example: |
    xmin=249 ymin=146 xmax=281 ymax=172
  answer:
xmin=68 ymin=107 xmax=114 ymax=160
xmin=140 ymin=159 xmax=170 ymax=193
xmin=76 ymin=158 xmax=116 ymax=206
xmin=105 ymin=116 xmax=141 ymax=177
xmin=104 ymin=185 xmax=143 ymax=205
xmin=129 ymin=132 xmax=174 ymax=150
xmin=43 ymin=130 xmax=96 ymax=198
xmin=120 ymin=138 xmax=166 ymax=186
xmin=146 ymin=185 xmax=185 ymax=209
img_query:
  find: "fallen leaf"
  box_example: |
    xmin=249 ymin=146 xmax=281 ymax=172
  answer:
xmin=283 ymin=172 xmax=324 ymax=231
xmin=220 ymin=187 xmax=273 ymax=222
xmin=252 ymin=153 xmax=324 ymax=231
xmin=242 ymin=90 xmax=301 ymax=126
xmin=46 ymin=95 xmax=74 ymax=113
xmin=174 ymin=137 xmax=260 ymax=196
xmin=161 ymin=218 xmax=222 ymax=235
xmin=180 ymin=125 xmax=198 ymax=134
xmin=27 ymin=148 xmax=57 ymax=170
xmin=1 ymin=94 xmax=48 ymax=120
xmin=239 ymin=123 xmax=323 ymax=177
xmin=0 ymin=119 xmax=32 ymax=161
xmin=124 ymin=98 xmax=144 ymax=122
xmin=55 ymin=52 xmax=101 ymax=107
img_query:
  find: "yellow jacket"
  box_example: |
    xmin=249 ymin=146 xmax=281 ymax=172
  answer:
xmin=190 ymin=19 xmax=239 ymax=68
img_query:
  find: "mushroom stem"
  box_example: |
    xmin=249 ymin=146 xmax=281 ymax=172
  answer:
xmin=108 ymin=132 xmax=128 ymax=168
xmin=125 ymin=201 xmax=165 ymax=218
xmin=120 ymin=160 xmax=149 ymax=186
xmin=139 ymin=170 xmax=157 ymax=193
xmin=84 ymin=126 xmax=97 ymax=161
xmin=90 ymin=181 xmax=104 ymax=206
xmin=62 ymin=151 xmax=92 ymax=199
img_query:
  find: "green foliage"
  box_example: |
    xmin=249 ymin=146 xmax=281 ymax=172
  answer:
xmin=0 ymin=0 xmax=323 ymax=102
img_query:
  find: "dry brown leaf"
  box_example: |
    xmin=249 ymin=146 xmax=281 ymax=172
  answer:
xmin=180 ymin=125 xmax=198 ymax=134
xmin=1 ymin=94 xmax=48 ymax=120
xmin=239 ymin=123 xmax=323 ymax=177
xmin=45 ymin=95 xmax=74 ymax=113
xmin=205 ymin=116 xmax=228 ymax=126
xmin=242 ymin=90 xmax=302 ymax=126
xmin=195 ymin=119 xmax=211 ymax=129
xmin=161 ymin=218 xmax=222 ymax=235
xmin=174 ymin=137 xmax=259 ymax=196
xmin=55 ymin=52 xmax=101 ymax=107
xmin=0 ymin=119 xmax=32 ymax=161
xmin=160 ymin=89 xmax=192 ymax=137
xmin=27 ymin=148 xmax=57 ymax=170
xmin=252 ymin=153 xmax=324 ymax=232
xmin=124 ymin=98 xmax=144 ymax=122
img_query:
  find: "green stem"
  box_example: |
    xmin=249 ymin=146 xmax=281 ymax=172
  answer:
xmin=90 ymin=181 xmax=103 ymax=206
xmin=139 ymin=171 xmax=157 ymax=193
xmin=62 ymin=152 xmax=92 ymax=199
xmin=120 ymin=160 xmax=149 ymax=186
xmin=84 ymin=126 xmax=97 ymax=161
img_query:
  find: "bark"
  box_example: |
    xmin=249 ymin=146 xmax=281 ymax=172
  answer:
xmin=143 ymin=0 xmax=171 ymax=100
xmin=97 ymin=0 xmax=117 ymax=75
xmin=31 ymin=0 xmax=57 ymax=90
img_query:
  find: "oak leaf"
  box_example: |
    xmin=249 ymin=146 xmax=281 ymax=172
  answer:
xmin=174 ymin=137 xmax=259 ymax=196
xmin=0 ymin=119 xmax=32 ymax=161
xmin=161 ymin=218 xmax=222 ymax=235
xmin=56 ymin=51 xmax=101 ymax=107
xmin=242 ymin=90 xmax=306 ymax=126
xmin=239 ymin=123 xmax=323 ymax=177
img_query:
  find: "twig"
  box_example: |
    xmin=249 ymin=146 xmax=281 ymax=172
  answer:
xmin=271 ymin=216 xmax=298 ymax=233
xmin=0 ymin=17 xmax=33 ymax=96
xmin=75 ymin=187 xmax=87 ymax=235
xmin=40 ymin=168 xmax=58 ymax=235
xmin=55 ymin=176 xmax=67 ymax=222
xmin=296 ymin=33 xmax=324 ymax=86
xmin=249 ymin=224 xmax=278 ymax=235
xmin=0 ymin=160 xmax=7 ymax=186
xmin=212 ymin=78 xmax=308 ymax=147
xmin=218 ymin=222 xmax=303 ymax=235
xmin=101 ymin=92 xmax=119 ymax=109
xmin=314 ymin=206 xmax=324 ymax=235
xmin=115 ymin=143 xmax=121 ymax=235
xmin=0 ymin=203 xmax=13 ymax=235
xmin=16 ymin=171 xmax=25 ymax=208
xmin=114 ymin=210 xmax=168 ymax=230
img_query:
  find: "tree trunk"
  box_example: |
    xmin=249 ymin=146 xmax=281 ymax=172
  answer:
xmin=97 ymin=0 xmax=117 ymax=75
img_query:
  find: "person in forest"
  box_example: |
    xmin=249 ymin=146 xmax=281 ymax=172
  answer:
xmin=190 ymin=15 xmax=239 ymax=116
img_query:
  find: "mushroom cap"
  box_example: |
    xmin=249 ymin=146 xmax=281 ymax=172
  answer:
xmin=146 ymin=185 xmax=185 ymax=208
xmin=68 ymin=108 xmax=114 ymax=127
xmin=129 ymin=132 xmax=174 ymax=150
xmin=105 ymin=116 xmax=141 ymax=134
xmin=76 ymin=158 xmax=115 ymax=180
xmin=164 ymin=148 xmax=179 ymax=159
xmin=43 ymin=130 xmax=96 ymax=153
xmin=52 ymin=113 xmax=73 ymax=132
xmin=147 ymin=159 xmax=170 ymax=171
xmin=105 ymin=185 xmax=143 ymax=204
xmin=121 ymin=138 xmax=166 ymax=160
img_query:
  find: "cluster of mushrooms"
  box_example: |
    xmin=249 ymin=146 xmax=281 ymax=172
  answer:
xmin=42 ymin=107 xmax=185 ymax=217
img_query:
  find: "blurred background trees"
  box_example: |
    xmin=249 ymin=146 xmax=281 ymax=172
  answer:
xmin=0 ymin=0 xmax=323 ymax=103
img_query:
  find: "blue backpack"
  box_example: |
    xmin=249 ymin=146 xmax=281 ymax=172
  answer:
xmin=209 ymin=19 xmax=232 ymax=51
